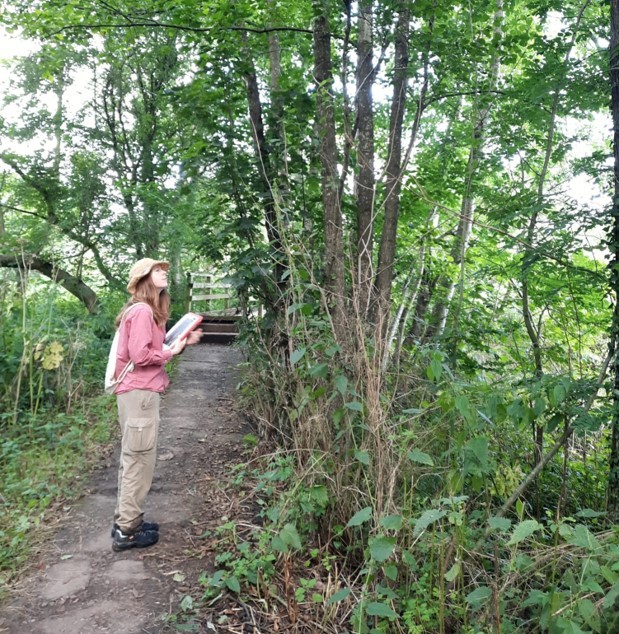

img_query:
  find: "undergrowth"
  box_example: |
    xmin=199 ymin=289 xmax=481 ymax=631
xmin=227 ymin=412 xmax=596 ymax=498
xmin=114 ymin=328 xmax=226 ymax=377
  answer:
xmin=0 ymin=277 xmax=119 ymax=591
xmin=0 ymin=398 xmax=114 ymax=589
xmin=186 ymin=440 xmax=619 ymax=633
xmin=184 ymin=261 xmax=616 ymax=633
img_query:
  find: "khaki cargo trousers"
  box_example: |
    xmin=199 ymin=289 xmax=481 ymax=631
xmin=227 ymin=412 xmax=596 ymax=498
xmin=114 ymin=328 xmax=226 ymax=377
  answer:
xmin=114 ymin=390 xmax=160 ymax=532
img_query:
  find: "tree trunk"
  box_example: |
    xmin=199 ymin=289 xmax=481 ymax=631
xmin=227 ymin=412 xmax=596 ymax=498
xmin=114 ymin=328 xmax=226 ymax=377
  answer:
xmin=428 ymin=0 xmax=504 ymax=340
xmin=607 ymin=0 xmax=619 ymax=521
xmin=383 ymin=207 xmax=436 ymax=372
xmin=313 ymin=0 xmax=346 ymax=338
xmin=521 ymin=0 xmax=590 ymax=464
xmin=354 ymin=0 xmax=375 ymax=319
xmin=242 ymin=33 xmax=285 ymax=298
xmin=374 ymin=1 xmax=410 ymax=322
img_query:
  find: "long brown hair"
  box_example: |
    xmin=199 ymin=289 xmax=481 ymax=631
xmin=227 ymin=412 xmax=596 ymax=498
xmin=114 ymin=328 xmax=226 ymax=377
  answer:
xmin=116 ymin=277 xmax=170 ymax=328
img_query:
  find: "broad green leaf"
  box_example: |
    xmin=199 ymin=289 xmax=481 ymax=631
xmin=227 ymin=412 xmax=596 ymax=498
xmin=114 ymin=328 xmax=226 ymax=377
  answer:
xmin=365 ymin=601 xmax=397 ymax=619
xmin=290 ymin=348 xmax=306 ymax=365
xmin=379 ymin=514 xmax=403 ymax=530
xmin=225 ymin=576 xmax=240 ymax=593
xmin=287 ymin=302 xmax=311 ymax=315
xmin=601 ymin=565 xmax=617 ymax=585
xmin=327 ymin=588 xmax=351 ymax=604
xmin=355 ymin=450 xmax=370 ymax=465
xmin=576 ymin=508 xmax=605 ymax=518
xmin=487 ymin=517 xmax=511 ymax=532
xmin=402 ymin=407 xmax=423 ymax=415
xmin=334 ymin=375 xmax=348 ymax=396
xmin=554 ymin=617 xmax=586 ymax=634
xmin=522 ymin=589 xmax=548 ymax=608
xmin=309 ymin=363 xmax=329 ymax=378
xmin=553 ymin=383 xmax=566 ymax=405
xmin=209 ymin=570 xmax=225 ymax=586
xmin=271 ymin=535 xmax=288 ymax=552
xmin=533 ymin=397 xmax=546 ymax=416
xmin=407 ymin=449 xmax=434 ymax=466
xmin=465 ymin=586 xmax=492 ymax=608
xmin=455 ymin=395 xmax=472 ymax=420
xmin=413 ymin=509 xmax=447 ymax=536
xmin=464 ymin=436 xmax=490 ymax=473
xmin=402 ymin=550 xmax=416 ymax=569
xmin=428 ymin=358 xmax=442 ymax=382
xmin=384 ymin=564 xmax=398 ymax=581
xmin=309 ymin=485 xmax=329 ymax=507
xmin=345 ymin=401 xmax=364 ymax=412
xmin=369 ymin=536 xmax=396 ymax=562
xmin=444 ymin=562 xmax=461 ymax=582
xmin=568 ymin=524 xmax=601 ymax=551
xmin=347 ymin=506 xmax=372 ymax=527
xmin=604 ymin=582 xmax=619 ymax=608
xmin=279 ymin=523 xmax=302 ymax=549
xmin=507 ymin=519 xmax=542 ymax=546
xmin=578 ymin=598 xmax=596 ymax=624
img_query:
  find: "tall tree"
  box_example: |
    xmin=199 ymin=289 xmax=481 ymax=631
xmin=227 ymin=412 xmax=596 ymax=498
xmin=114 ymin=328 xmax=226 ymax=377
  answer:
xmin=607 ymin=0 xmax=619 ymax=521
xmin=354 ymin=0 xmax=375 ymax=318
xmin=374 ymin=0 xmax=410 ymax=326
xmin=313 ymin=0 xmax=346 ymax=339
xmin=428 ymin=0 xmax=504 ymax=344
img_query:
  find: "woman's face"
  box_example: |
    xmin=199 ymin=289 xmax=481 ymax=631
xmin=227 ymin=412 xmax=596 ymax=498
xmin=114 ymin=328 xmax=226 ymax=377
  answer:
xmin=149 ymin=266 xmax=168 ymax=291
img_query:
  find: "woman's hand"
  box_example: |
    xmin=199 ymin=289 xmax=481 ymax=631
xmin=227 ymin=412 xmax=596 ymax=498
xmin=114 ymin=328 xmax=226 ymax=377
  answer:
xmin=169 ymin=337 xmax=187 ymax=356
xmin=186 ymin=330 xmax=202 ymax=345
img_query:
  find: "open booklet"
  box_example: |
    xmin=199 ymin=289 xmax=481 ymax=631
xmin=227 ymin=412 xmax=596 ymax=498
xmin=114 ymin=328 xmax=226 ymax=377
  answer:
xmin=164 ymin=312 xmax=203 ymax=347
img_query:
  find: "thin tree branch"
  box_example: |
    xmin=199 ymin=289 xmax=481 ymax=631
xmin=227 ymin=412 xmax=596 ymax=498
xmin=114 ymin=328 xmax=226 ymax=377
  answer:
xmin=47 ymin=22 xmax=314 ymax=38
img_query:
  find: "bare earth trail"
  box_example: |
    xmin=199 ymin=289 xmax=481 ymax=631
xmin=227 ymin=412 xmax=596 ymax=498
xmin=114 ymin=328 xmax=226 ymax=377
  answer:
xmin=0 ymin=343 xmax=251 ymax=634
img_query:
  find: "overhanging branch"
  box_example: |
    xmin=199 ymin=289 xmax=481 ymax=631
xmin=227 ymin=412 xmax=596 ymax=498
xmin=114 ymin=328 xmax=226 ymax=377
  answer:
xmin=0 ymin=255 xmax=100 ymax=314
xmin=47 ymin=22 xmax=313 ymax=38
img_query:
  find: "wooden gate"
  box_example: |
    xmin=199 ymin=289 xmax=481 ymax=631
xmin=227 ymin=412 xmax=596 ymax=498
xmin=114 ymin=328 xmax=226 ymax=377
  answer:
xmin=186 ymin=272 xmax=234 ymax=315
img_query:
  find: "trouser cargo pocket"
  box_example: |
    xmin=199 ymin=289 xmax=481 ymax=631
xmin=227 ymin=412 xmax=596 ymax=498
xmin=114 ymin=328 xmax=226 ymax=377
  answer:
xmin=124 ymin=417 xmax=157 ymax=453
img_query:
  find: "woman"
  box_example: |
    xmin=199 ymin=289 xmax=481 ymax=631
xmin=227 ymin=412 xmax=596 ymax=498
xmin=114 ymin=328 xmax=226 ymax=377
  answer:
xmin=111 ymin=258 xmax=201 ymax=552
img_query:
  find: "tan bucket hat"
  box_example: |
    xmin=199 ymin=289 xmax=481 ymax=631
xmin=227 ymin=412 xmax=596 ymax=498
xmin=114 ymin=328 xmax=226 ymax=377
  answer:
xmin=126 ymin=258 xmax=169 ymax=294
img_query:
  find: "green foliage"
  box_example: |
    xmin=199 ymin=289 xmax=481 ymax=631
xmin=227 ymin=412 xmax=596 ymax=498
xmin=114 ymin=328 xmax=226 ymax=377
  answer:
xmin=0 ymin=277 xmax=118 ymax=584
xmin=0 ymin=400 xmax=112 ymax=585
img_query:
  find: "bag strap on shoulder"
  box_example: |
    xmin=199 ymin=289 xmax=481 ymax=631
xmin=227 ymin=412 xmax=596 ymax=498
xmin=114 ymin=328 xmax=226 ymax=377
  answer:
xmin=118 ymin=302 xmax=153 ymax=329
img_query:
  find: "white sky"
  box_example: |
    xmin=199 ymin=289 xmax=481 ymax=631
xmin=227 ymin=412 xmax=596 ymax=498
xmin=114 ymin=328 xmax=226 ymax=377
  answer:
xmin=0 ymin=27 xmax=37 ymax=58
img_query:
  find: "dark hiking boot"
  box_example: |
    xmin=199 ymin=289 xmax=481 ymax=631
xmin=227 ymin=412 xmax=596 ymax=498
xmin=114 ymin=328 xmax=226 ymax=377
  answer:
xmin=112 ymin=525 xmax=159 ymax=552
xmin=110 ymin=520 xmax=159 ymax=538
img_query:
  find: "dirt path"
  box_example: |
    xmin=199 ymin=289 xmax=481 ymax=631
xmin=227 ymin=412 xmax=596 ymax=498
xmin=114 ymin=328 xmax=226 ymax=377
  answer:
xmin=0 ymin=343 xmax=250 ymax=634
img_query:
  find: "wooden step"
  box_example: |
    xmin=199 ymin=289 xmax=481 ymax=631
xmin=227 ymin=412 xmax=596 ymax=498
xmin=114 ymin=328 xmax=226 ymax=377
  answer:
xmin=201 ymin=322 xmax=238 ymax=333
xmin=198 ymin=331 xmax=237 ymax=344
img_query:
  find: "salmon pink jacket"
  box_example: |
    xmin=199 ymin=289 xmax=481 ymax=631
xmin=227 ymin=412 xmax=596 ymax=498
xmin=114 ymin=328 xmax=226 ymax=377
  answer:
xmin=114 ymin=304 xmax=174 ymax=394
